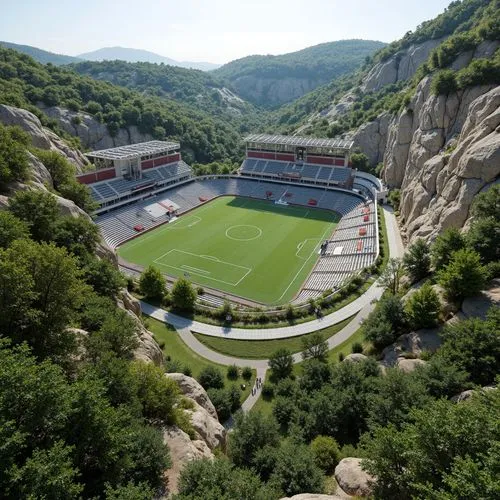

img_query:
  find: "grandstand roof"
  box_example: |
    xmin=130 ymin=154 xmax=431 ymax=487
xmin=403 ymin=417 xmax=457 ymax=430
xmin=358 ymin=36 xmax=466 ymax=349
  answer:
xmin=86 ymin=140 xmax=180 ymax=160
xmin=245 ymin=133 xmax=354 ymax=151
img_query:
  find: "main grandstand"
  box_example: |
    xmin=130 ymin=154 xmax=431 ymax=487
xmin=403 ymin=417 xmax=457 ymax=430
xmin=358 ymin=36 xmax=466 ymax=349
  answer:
xmin=87 ymin=137 xmax=384 ymax=307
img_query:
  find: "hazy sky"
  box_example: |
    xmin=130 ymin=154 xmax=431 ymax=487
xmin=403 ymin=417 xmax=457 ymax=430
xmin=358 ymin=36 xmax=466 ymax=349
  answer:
xmin=2 ymin=0 xmax=452 ymax=63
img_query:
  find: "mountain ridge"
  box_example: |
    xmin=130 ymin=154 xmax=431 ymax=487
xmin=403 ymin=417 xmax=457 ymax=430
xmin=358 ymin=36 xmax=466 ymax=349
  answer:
xmin=0 ymin=41 xmax=83 ymax=65
xmin=77 ymin=46 xmax=221 ymax=71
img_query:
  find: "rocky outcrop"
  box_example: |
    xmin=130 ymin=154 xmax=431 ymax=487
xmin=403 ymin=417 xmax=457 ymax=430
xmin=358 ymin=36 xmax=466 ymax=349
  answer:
xmin=162 ymin=425 xmax=213 ymax=495
xmin=362 ymin=39 xmax=444 ymax=92
xmin=0 ymin=104 xmax=87 ymax=170
xmin=343 ymin=353 xmax=368 ymax=363
xmin=461 ymin=279 xmax=500 ymax=320
xmin=451 ymin=385 xmax=497 ymax=403
xmin=381 ymin=329 xmax=441 ymax=366
xmin=231 ymin=75 xmax=324 ymax=108
xmin=350 ymin=113 xmax=390 ymax=166
xmin=184 ymin=400 xmax=226 ymax=450
xmin=397 ymin=357 xmax=427 ymax=373
xmin=39 ymin=105 xmax=153 ymax=151
xmin=383 ymin=82 xmax=499 ymax=242
xmin=334 ymin=458 xmax=375 ymax=497
xmin=166 ymin=373 xmax=218 ymax=419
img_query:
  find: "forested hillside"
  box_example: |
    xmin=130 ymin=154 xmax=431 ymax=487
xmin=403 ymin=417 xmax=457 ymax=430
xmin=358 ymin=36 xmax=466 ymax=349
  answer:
xmin=213 ymin=39 xmax=386 ymax=107
xmin=71 ymin=60 xmax=256 ymax=118
xmin=0 ymin=48 xmax=243 ymax=163
xmin=0 ymin=41 xmax=83 ymax=65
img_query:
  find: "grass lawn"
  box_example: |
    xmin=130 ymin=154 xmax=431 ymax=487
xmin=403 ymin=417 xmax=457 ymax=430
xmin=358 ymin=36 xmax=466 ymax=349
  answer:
xmin=119 ymin=196 xmax=339 ymax=305
xmin=146 ymin=317 xmax=255 ymax=401
xmin=192 ymin=316 xmax=354 ymax=359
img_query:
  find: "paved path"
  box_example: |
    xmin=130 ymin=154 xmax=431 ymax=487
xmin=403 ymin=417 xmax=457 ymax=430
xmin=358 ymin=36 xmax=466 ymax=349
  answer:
xmin=143 ymin=205 xmax=404 ymax=413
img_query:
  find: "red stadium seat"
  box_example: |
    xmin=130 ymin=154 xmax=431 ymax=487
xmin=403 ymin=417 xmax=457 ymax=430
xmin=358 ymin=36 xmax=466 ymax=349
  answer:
xmin=133 ymin=224 xmax=144 ymax=232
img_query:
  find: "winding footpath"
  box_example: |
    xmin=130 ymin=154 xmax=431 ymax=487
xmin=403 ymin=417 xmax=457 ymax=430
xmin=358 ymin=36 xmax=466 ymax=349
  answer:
xmin=142 ymin=205 xmax=404 ymax=413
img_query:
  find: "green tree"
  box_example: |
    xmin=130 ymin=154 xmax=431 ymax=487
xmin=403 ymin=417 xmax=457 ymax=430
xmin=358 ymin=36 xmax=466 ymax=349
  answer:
xmin=105 ymin=482 xmax=154 ymax=500
xmin=139 ymin=265 xmax=166 ymax=300
xmin=207 ymin=387 xmax=232 ymax=422
xmin=380 ymin=257 xmax=405 ymax=294
xmin=198 ymin=366 xmax=224 ymax=390
xmin=310 ymin=435 xmax=341 ymax=473
xmin=130 ymin=361 xmax=180 ymax=422
xmin=437 ymin=248 xmax=487 ymax=301
xmin=268 ymin=348 xmax=294 ymax=381
xmin=8 ymin=190 xmax=59 ymax=242
xmin=436 ymin=308 xmax=500 ymax=386
xmin=301 ymin=332 xmax=328 ymax=362
xmin=403 ymin=239 xmax=431 ymax=282
xmin=470 ymin=184 xmax=500 ymax=220
xmin=177 ymin=458 xmax=276 ymax=500
xmin=363 ymin=391 xmax=500 ymax=499
xmin=0 ymin=124 xmax=30 ymax=188
xmin=0 ymin=211 xmax=29 ymax=248
xmin=350 ymin=152 xmax=370 ymax=172
xmin=228 ymin=411 xmax=280 ymax=468
xmin=405 ymin=282 xmax=441 ymax=329
xmin=83 ymin=258 xmax=124 ymax=298
xmin=53 ymin=215 xmax=100 ymax=258
xmin=171 ymin=277 xmax=197 ymax=311
xmin=0 ymin=239 xmax=89 ymax=362
xmin=269 ymin=440 xmax=324 ymax=497
xmin=431 ymin=227 xmax=466 ymax=271
xmin=86 ymin=309 xmax=139 ymax=361
xmin=10 ymin=441 xmax=83 ymax=499
xmin=363 ymin=295 xmax=407 ymax=349
xmin=467 ymin=216 xmax=500 ymax=264
xmin=388 ymin=189 xmax=401 ymax=210
xmin=367 ymin=367 xmax=430 ymax=430
xmin=432 ymin=69 xmax=458 ymax=95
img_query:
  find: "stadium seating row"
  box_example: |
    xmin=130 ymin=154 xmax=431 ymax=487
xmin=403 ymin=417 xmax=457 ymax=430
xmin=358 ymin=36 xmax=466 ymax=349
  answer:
xmin=90 ymin=161 xmax=192 ymax=202
xmin=240 ymin=159 xmax=352 ymax=185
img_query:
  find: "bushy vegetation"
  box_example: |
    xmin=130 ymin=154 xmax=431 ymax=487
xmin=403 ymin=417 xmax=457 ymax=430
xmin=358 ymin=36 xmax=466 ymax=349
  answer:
xmin=0 ymin=186 xmax=187 ymax=496
xmin=0 ymin=47 xmax=243 ymax=163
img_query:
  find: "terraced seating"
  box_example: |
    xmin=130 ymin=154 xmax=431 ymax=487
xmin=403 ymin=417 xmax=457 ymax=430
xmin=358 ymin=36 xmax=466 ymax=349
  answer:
xmin=97 ymin=176 xmax=378 ymax=307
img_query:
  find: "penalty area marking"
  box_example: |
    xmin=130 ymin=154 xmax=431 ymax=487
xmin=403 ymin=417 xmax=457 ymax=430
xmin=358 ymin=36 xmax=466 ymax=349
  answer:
xmin=225 ymin=224 xmax=263 ymax=242
xmin=154 ymin=249 xmax=252 ymax=287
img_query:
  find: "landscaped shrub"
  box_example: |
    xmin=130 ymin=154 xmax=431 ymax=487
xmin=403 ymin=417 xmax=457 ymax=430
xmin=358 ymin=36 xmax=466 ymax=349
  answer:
xmin=227 ymin=364 xmax=239 ymax=380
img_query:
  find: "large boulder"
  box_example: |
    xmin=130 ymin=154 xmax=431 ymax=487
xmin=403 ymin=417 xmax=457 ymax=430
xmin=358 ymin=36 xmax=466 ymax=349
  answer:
xmin=343 ymin=353 xmax=368 ymax=363
xmin=166 ymin=373 xmax=218 ymax=419
xmin=334 ymin=458 xmax=375 ymax=497
xmin=451 ymin=385 xmax=497 ymax=402
xmin=381 ymin=328 xmax=441 ymax=366
xmin=461 ymin=279 xmax=500 ymax=320
xmin=184 ymin=400 xmax=227 ymax=451
xmin=162 ymin=425 xmax=213 ymax=495
xmin=39 ymin=105 xmax=153 ymax=151
xmin=0 ymin=104 xmax=87 ymax=170
xmin=397 ymin=357 xmax=427 ymax=373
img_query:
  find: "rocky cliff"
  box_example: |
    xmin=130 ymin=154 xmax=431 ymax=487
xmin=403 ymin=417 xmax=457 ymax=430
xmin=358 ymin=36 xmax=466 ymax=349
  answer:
xmin=231 ymin=75 xmax=325 ymax=108
xmin=38 ymin=105 xmax=153 ymax=151
xmin=348 ymin=39 xmax=500 ymax=242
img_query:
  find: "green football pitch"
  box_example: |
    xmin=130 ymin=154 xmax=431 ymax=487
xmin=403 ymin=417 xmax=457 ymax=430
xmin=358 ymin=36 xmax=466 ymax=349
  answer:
xmin=118 ymin=196 xmax=340 ymax=305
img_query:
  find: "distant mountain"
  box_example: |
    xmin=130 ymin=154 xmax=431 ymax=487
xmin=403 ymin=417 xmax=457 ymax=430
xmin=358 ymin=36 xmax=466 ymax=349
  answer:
xmin=213 ymin=39 xmax=387 ymax=108
xmin=0 ymin=41 xmax=83 ymax=65
xmin=77 ymin=46 xmax=220 ymax=71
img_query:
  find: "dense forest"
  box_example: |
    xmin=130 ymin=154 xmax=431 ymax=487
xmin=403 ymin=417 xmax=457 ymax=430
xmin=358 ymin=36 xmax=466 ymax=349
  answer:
xmin=0 ymin=41 xmax=83 ymax=66
xmin=71 ymin=60 xmax=256 ymax=118
xmin=0 ymin=48 xmax=245 ymax=163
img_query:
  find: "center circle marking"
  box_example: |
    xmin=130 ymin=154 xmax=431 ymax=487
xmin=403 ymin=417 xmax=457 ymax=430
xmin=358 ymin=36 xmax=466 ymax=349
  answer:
xmin=225 ymin=224 xmax=262 ymax=241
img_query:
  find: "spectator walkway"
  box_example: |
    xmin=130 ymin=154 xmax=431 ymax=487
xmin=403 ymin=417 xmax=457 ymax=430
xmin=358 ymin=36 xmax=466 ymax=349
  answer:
xmin=141 ymin=205 xmax=404 ymax=413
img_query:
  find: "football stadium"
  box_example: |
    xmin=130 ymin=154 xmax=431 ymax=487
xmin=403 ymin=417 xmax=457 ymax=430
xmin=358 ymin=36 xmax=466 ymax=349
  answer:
xmin=81 ymin=135 xmax=387 ymax=308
